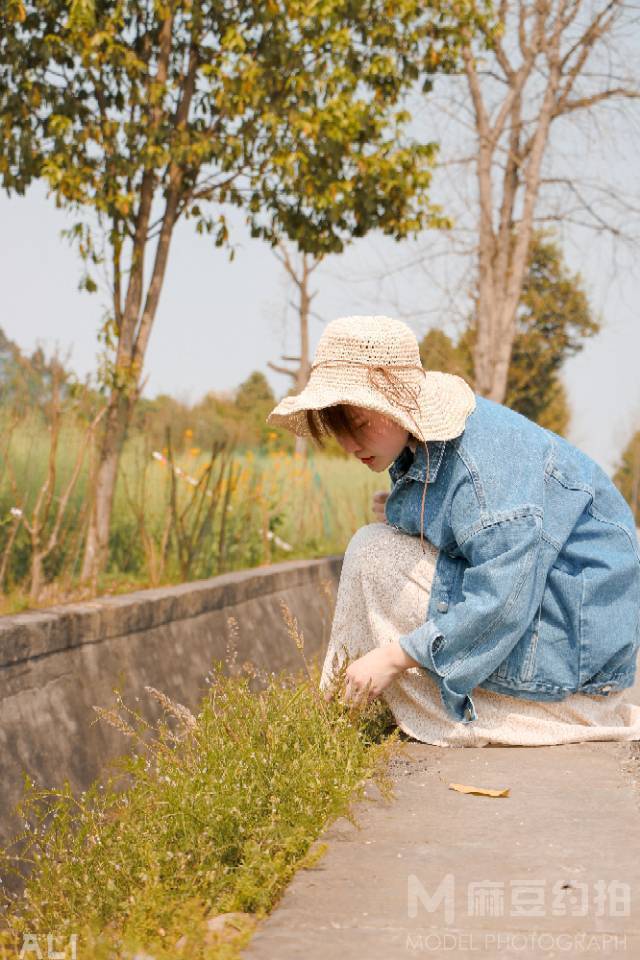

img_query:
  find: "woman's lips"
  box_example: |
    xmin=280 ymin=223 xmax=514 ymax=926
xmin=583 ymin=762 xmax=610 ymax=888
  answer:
xmin=360 ymin=456 xmax=375 ymax=464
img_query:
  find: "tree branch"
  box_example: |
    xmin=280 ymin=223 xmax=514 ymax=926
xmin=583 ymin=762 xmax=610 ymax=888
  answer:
xmin=132 ymin=38 xmax=199 ymax=371
xmin=554 ymin=86 xmax=640 ymax=117
xmin=267 ymin=361 xmax=298 ymax=380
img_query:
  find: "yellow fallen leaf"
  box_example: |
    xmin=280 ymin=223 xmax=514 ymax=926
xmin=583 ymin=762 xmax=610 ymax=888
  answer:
xmin=448 ymin=782 xmax=510 ymax=798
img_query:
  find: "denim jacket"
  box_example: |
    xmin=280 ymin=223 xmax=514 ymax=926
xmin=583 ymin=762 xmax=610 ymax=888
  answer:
xmin=386 ymin=395 xmax=640 ymax=724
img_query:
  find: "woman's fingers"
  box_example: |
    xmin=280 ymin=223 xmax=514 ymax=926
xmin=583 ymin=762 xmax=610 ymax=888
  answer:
xmin=344 ymin=674 xmax=375 ymax=707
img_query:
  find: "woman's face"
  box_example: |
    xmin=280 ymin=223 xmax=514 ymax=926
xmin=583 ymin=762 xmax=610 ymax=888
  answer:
xmin=334 ymin=405 xmax=410 ymax=472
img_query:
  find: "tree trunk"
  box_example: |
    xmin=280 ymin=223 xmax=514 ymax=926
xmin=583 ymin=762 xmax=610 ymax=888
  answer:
xmin=294 ymin=277 xmax=312 ymax=459
xmin=29 ymin=552 xmax=44 ymax=603
xmin=79 ymin=27 xmax=192 ymax=584
xmin=80 ymin=392 xmax=132 ymax=583
xmin=79 ymin=168 xmax=181 ymax=584
xmin=269 ymin=247 xmax=320 ymax=460
xmin=461 ymin=4 xmax=582 ymax=405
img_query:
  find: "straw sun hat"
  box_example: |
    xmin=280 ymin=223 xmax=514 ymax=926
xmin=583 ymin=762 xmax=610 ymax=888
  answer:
xmin=266 ymin=314 xmax=476 ymax=444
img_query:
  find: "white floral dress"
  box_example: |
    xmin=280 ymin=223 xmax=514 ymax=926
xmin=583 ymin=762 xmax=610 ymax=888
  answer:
xmin=319 ymin=522 xmax=640 ymax=747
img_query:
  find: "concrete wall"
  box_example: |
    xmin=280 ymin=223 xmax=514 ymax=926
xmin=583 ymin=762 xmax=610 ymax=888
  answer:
xmin=0 ymin=556 xmax=342 ymax=861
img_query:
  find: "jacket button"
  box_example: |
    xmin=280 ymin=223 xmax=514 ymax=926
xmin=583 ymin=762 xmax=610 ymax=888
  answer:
xmin=437 ymin=600 xmax=449 ymax=613
xmin=601 ymin=685 xmax=612 ymax=693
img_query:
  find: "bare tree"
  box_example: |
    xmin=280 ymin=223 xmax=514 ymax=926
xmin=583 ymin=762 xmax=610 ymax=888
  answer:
xmin=328 ymin=0 xmax=640 ymax=407
xmin=267 ymin=245 xmax=324 ymax=457
xmin=459 ymin=0 xmax=640 ymax=400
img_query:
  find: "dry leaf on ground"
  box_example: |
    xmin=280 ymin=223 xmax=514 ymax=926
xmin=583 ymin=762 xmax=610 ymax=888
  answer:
xmin=448 ymin=782 xmax=510 ymax=798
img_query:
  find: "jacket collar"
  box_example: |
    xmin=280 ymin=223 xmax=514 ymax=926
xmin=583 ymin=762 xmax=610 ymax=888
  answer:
xmin=388 ymin=440 xmax=447 ymax=485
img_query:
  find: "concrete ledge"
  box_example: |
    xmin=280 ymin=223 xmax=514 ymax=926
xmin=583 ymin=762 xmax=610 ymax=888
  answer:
xmin=0 ymin=556 xmax=343 ymax=861
xmin=0 ymin=557 xmax=341 ymax=668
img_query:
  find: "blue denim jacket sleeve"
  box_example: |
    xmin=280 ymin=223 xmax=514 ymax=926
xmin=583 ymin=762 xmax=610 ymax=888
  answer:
xmin=398 ymin=507 xmax=546 ymax=723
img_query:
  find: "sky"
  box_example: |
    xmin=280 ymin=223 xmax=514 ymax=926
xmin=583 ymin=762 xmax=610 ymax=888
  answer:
xmin=1 ymin=171 xmax=639 ymax=478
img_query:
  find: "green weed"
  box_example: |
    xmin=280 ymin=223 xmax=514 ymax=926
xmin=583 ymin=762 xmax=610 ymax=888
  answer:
xmin=0 ymin=615 xmax=403 ymax=959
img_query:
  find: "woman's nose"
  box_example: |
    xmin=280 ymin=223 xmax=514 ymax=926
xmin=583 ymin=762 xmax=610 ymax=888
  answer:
xmin=338 ymin=432 xmax=361 ymax=455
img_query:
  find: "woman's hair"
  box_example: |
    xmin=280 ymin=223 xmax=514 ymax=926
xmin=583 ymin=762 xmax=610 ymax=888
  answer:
xmin=305 ymin=404 xmax=418 ymax=448
xmin=305 ymin=404 xmax=359 ymax=448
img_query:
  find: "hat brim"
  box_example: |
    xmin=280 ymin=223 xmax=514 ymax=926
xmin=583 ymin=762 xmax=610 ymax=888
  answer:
xmin=266 ymin=368 xmax=476 ymax=443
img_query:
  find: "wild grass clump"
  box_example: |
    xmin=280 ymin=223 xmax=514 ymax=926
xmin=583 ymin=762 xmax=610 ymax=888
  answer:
xmin=0 ymin=611 xmax=403 ymax=959
xmin=0 ymin=414 xmax=380 ymax=612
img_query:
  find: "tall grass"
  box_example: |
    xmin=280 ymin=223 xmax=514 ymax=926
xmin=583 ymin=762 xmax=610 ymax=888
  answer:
xmin=0 ymin=609 xmax=404 ymax=959
xmin=0 ymin=416 xmax=382 ymax=612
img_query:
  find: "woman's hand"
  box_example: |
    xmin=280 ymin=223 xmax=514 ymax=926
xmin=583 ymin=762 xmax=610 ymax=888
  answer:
xmin=339 ymin=643 xmax=417 ymax=706
xmin=372 ymin=489 xmax=389 ymax=523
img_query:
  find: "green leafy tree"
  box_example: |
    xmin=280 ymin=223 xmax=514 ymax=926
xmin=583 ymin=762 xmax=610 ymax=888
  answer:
xmin=417 ymin=326 xmax=470 ymax=380
xmin=502 ymin=233 xmax=599 ymax=430
xmin=419 ymin=233 xmax=599 ymax=435
xmin=133 ymin=393 xmax=193 ymax=451
xmin=0 ymin=327 xmax=94 ymax=413
xmin=613 ymin=431 xmax=640 ymax=526
xmin=234 ymin=371 xmax=274 ymax=414
xmin=1 ymin=0 xmax=487 ymax=580
xmin=234 ymin=370 xmax=277 ymax=448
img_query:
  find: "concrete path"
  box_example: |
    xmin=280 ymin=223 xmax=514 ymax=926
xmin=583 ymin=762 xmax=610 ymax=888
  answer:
xmin=242 ymin=702 xmax=640 ymax=958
